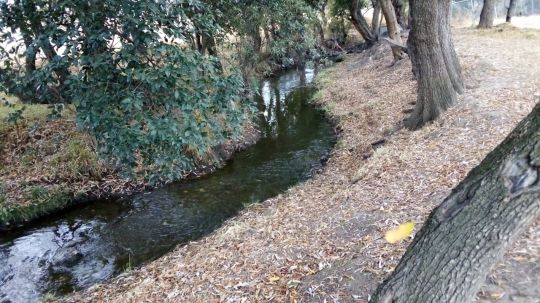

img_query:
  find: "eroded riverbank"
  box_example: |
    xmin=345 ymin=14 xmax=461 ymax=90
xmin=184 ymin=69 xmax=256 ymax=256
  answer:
xmin=0 ymin=111 xmax=259 ymax=232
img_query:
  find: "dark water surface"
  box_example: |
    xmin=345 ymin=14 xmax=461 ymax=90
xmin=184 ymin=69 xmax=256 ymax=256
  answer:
xmin=0 ymin=66 xmax=335 ymax=303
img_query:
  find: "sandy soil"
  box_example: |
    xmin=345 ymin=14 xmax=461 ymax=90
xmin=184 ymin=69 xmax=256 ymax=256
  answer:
xmin=61 ymin=26 xmax=540 ymax=303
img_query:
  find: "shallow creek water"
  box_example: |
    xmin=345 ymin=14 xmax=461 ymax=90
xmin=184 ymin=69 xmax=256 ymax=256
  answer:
xmin=0 ymin=66 xmax=335 ymax=303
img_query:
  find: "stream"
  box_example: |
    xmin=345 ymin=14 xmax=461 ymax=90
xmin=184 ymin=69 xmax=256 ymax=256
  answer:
xmin=0 ymin=65 xmax=336 ymax=303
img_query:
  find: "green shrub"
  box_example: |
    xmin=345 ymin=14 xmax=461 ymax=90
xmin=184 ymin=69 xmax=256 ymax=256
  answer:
xmin=0 ymin=0 xmax=250 ymax=184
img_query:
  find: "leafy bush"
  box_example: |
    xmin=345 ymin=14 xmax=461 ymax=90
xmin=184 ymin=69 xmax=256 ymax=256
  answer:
xmin=0 ymin=0 xmax=251 ymax=183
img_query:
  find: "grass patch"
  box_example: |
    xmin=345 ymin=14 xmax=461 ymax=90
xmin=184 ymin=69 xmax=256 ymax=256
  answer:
xmin=0 ymin=96 xmax=113 ymax=228
xmin=0 ymin=92 xmax=19 ymax=104
xmin=334 ymin=53 xmax=346 ymax=63
xmin=0 ymin=103 xmax=52 ymax=137
xmin=315 ymin=68 xmax=337 ymax=88
xmin=0 ymin=186 xmax=71 ymax=227
xmin=473 ymin=26 xmax=540 ymax=40
xmin=0 ymin=103 xmax=51 ymax=122
xmin=0 ymin=101 xmax=75 ymax=133
xmin=50 ymin=136 xmax=104 ymax=181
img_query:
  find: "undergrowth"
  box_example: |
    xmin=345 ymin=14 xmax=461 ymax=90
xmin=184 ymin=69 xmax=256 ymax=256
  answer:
xmin=50 ymin=136 xmax=104 ymax=181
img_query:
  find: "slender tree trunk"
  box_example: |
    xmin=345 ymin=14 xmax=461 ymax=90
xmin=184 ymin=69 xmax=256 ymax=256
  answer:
xmin=379 ymin=0 xmax=405 ymax=60
xmin=252 ymin=29 xmax=262 ymax=55
xmin=405 ymin=0 xmax=457 ymax=130
xmin=506 ymin=0 xmax=518 ymax=23
xmin=391 ymin=0 xmax=409 ymax=29
xmin=22 ymin=35 xmax=36 ymax=74
xmin=350 ymin=0 xmax=377 ymax=44
xmin=194 ymin=33 xmax=204 ymax=53
xmin=372 ymin=0 xmax=382 ymax=39
xmin=263 ymin=26 xmax=271 ymax=54
xmin=438 ymin=0 xmax=464 ymax=93
xmin=371 ymin=103 xmax=540 ymax=303
xmin=317 ymin=2 xmax=328 ymax=46
xmin=317 ymin=21 xmax=326 ymax=45
xmin=201 ymin=33 xmax=218 ymax=57
xmin=200 ymin=33 xmax=223 ymax=70
xmin=478 ymin=0 xmax=496 ymax=28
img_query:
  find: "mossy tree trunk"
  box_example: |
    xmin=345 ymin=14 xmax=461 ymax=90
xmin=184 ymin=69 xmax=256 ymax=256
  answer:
xmin=379 ymin=0 xmax=405 ymax=60
xmin=405 ymin=0 xmax=460 ymax=129
xmin=371 ymin=103 xmax=540 ymax=302
xmin=479 ymin=0 xmax=496 ymax=28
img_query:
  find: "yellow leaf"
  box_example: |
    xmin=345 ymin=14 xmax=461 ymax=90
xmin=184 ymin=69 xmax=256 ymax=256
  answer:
xmin=268 ymin=276 xmax=280 ymax=282
xmin=384 ymin=222 xmax=415 ymax=244
xmin=489 ymin=292 xmax=505 ymax=300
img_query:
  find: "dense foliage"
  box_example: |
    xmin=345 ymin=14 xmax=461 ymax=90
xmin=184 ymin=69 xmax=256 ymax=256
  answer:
xmin=0 ymin=0 xmax=323 ymax=182
xmin=0 ymin=0 xmax=248 ymax=182
xmin=214 ymin=0 xmax=320 ymax=76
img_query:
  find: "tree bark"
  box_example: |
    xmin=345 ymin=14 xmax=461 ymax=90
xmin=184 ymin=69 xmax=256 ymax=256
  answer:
xmin=379 ymin=0 xmax=405 ymax=60
xmin=438 ymin=0 xmax=464 ymax=94
xmin=478 ymin=0 xmax=496 ymax=28
xmin=371 ymin=103 xmax=540 ymax=303
xmin=251 ymin=28 xmax=262 ymax=55
xmin=506 ymin=0 xmax=518 ymax=23
xmin=372 ymin=0 xmax=382 ymax=39
xmin=405 ymin=0 xmax=457 ymax=130
xmin=317 ymin=2 xmax=328 ymax=46
xmin=350 ymin=0 xmax=377 ymax=44
xmin=391 ymin=0 xmax=409 ymax=29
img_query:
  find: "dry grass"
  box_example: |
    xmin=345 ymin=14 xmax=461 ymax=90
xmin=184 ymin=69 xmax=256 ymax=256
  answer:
xmin=0 ymin=92 xmax=19 ymax=105
xmin=0 ymin=105 xmax=116 ymax=226
xmin=494 ymin=15 xmax=540 ymax=30
xmin=61 ymin=27 xmax=540 ymax=303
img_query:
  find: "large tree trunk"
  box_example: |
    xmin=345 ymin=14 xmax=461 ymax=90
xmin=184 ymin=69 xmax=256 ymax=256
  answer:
xmin=391 ymin=0 xmax=409 ymax=29
xmin=478 ymin=0 xmax=496 ymax=28
xmin=350 ymin=0 xmax=377 ymax=44
xmin=371 ymin=103 xmax=540 ymax=303
xmin=506 ymin=0 xmax=518 ymax=23
xmin=379 ymin=0 xmax=405 ymax=60
xmin=405 ymin=0 xmax=457 ymax=130
xmin=371 ymin=0 xmax=382 ymax=39
xmin=438 ymin=0 xmax=464 ymax=93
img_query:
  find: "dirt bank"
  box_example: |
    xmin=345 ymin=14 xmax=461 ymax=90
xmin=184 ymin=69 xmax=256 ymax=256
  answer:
xmin=61 ymin=26 xmax=539 ymax=303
